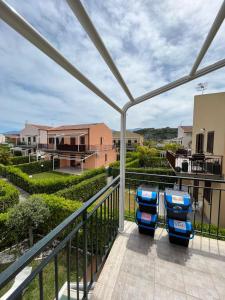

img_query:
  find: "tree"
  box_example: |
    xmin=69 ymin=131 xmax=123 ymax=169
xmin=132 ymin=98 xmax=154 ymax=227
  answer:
xmin=7 ymin=197 xmax=50 ymax=247
xmin=163 ymin=143 xmax=182 ymax=152
xmin=0 ymin=147 xmax=11 ymax=165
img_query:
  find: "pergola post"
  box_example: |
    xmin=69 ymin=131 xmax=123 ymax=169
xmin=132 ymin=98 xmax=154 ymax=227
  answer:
xmin=119 ymin=111 xmax=126 ymax=232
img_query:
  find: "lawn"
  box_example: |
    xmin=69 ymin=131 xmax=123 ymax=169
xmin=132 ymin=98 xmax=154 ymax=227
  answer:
xmin=30 ymin=171 xmax=71 ymax=181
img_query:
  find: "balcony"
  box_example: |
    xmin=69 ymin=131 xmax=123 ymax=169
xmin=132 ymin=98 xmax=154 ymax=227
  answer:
xmin=1 ymin=172 xmax=225 ymax=299
xmin=38 ymin=144 xmax=115 ymax=153
xmin=166 ymin=151 xmax=223 ymax=178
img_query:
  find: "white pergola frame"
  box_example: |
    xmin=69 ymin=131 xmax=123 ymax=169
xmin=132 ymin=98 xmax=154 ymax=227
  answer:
xmin=1 ymin=0 xmax=225 ymax=232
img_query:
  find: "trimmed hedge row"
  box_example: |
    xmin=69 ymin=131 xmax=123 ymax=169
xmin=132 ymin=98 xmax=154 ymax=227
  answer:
xmin=0 ymin=180 xmax=19 ymax=212
xmin=125 ymin=158 xmax=140 ymax=168
xmin=139 ymin=156 xmax=169 ymax=168
xmin=11 ymin=156 xmax=36 ymax=165
xmin=56 ymin=173 xmax=107 ymax=202
xmin=29 ymin=194 xmax=82 ymax=233
xmin=1 ymin=164 xmax=105 ymax=194
xmin=17 ymin=160 xmax=59 ymax=174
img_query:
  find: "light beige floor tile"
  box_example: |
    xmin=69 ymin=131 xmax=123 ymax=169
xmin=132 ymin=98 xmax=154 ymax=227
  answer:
xmin=154 ymin=283 xmax=187 ymax=300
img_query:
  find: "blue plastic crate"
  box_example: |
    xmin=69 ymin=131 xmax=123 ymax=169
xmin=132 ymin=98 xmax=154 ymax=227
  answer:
xmin=136 ymin=209 xmax=158 ymax=236
xmin=164 ymin=190 xmax=192 ymax=220
xmin=136 ymin=186 xmax=158 ymax=214
xmin=167 ymin=218 xmax=194 ymax=247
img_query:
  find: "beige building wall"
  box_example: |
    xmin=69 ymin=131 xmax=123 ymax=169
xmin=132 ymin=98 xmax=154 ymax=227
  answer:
xmin=191 ymin=92 xmax=225 ymax=227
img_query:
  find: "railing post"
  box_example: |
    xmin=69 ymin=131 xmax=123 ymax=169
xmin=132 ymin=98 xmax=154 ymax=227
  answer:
xmin=82 ymin=210 xmax=88 ymax=298
xmin=119 ymin=111 xmax=126 ymax=232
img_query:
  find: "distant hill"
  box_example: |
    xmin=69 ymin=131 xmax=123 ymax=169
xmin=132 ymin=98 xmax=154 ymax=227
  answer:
xmin=3 ymin=131 xmax=20 ymax=135
xmin=134 ymin=127 xmax=177 ymax=141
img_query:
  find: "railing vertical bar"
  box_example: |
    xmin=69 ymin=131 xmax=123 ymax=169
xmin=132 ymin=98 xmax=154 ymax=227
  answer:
xmin=209 ymin=188 xmax=213 ymax=235
xmin=54 ymin=255 xmax=59 ymax=300
xmin=82 ymin=211 xmax=88 ymax=299
xmin=107 ymin=196 xmax=110 ymax=244
xmin=217 ymin=190 xmax=222 ymax=238
xmin=90 ymin=214 xmax=94 ymax=284
xmin=100 ymin=204 xmax=103 ymax=261
xmin=76 ymin=232 xmax=80 ymax=300
xmin=95 ymin=210 xmax=99 ymax=273
xmin=110 ymin=193 xmax=113 ymax=241
xmin=201 ymin=189 xmax=205 ymax=234
xmin=66 ymin=240 xmax=71 ymax=300
xmin=128 ymin=181 xmax=131 ymax=217
xmin=103 ymin=200 xmax=106 ymax=253
xmin=39 ymin=270 xmax=43 ymax=300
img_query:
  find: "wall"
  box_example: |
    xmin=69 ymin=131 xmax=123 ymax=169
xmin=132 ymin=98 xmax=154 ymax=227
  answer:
xmin=20 ymin=124 xmax=38 ymax=145
xmin=192 ymin=92 xmax=225 ymax=174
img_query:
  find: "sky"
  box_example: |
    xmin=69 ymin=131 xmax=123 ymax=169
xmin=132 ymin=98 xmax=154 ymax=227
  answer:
xmin=0 ymin=0 xmax=225 ymax=132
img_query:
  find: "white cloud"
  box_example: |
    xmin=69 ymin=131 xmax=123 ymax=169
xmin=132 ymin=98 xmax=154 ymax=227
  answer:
xmin=0 ymin=0 xmax=224 ymax=132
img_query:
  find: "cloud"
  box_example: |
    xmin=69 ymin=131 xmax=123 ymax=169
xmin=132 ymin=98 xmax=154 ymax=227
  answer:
xmin=0 ymin=0 xmax=224 ymax=132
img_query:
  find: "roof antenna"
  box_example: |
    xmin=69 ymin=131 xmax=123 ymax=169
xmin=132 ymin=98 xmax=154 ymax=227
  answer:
xmin=196 ymin=82 xmax=208 ymax=95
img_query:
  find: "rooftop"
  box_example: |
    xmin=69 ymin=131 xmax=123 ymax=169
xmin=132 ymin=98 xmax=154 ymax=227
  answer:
xmin=113 ymin=130 xmax=143 ymax=139
xmin=180 ymin=126 xmax=193 ymax=133
xmin=47 ymin=123 xmax=105 ymax=131
xmin=92 ymin=221 xmax=225 ymax=300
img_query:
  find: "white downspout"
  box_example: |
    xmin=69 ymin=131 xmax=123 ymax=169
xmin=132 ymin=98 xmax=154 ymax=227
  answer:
xmin=119 ymin=111 xmax=126 ymax=232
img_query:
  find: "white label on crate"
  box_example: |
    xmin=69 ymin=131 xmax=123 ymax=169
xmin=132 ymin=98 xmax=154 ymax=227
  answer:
xmin=142 ymin=191 xmax=153 ymax=198
xmin=172 ymin=195 xmax=184 ymax=204
xmin=174 ymin=220 xmax=186 ymax=230
xmin=141 ymin=212 xmax=152 ymax=222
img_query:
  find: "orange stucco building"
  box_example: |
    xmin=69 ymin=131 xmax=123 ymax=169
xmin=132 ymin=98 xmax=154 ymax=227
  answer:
xmin=46 ymin=123 xmax=116 ymax=170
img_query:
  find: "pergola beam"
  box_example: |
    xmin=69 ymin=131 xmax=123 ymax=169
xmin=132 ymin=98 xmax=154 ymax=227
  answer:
xmin=66 ymin=0 xmax=134 ymax=103
xmin=124 ymin=57 xmax=225 ymax=111
xmin=0 ymin=0 xmax=122 ymax=114
xmin=189 ymin=0 xmax=225 ymax=76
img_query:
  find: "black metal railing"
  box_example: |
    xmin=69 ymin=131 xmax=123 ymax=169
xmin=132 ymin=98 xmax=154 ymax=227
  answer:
xmin=0 ymin=176 xmax=120 ymax=300
xmin=38 ymin=144 xmax=115 ymax=152
xmin=167 ymin=151 xmax=223 ymax=176
xmin=124 ymin=172 xmax=225 ymax=239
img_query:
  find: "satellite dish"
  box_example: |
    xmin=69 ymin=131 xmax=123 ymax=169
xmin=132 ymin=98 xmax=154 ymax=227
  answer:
xmin=196 ymin=82 xmax=208 ymax=94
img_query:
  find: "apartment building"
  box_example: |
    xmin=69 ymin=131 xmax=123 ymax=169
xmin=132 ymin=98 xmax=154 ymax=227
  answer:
xmin=45 ymin=123 xmax=116 ymax=170
xmin=0 ymin=134 xmax=5 ymax=144
xmin=20 ymin=123 xmax=52 ymax=146
xmin=191 ymin=92 xmax=225 ymax=226
xmin=113 ymin=130 xmax=143 ymax=151
xmin=177 ymin=125 xmax=192 ymax=149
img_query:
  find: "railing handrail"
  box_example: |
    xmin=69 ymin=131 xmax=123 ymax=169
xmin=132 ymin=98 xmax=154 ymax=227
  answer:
xmin=0 ymin=175 xmax=120 ymax=289
xmin=125 ymin=171 xmax=225 ymax=184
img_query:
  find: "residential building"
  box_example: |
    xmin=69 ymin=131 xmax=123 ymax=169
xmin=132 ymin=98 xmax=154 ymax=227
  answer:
xmin=0 ymin=134 xmax=5 ymax=144
xmin=113 ymin=130 xmax=143 ymax=151
xmin=167 ymin=92 xmax=225 ymax=226
xmin=20 ymin=123 xmax=52 ymax=146
xmin=4 ymin=133 xmax=20 ymax=145
xmin=177 ymin=125 xmax=192 ymax=149
xmin=44 ymin=123 xmax=116 ymax=170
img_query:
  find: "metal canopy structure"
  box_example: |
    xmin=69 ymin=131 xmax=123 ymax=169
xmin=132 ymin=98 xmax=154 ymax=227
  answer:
xmin=1 ymin=0 xmax=225 ymax=232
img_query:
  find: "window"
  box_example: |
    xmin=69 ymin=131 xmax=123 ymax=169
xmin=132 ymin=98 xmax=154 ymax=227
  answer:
xmin=128 ymin=140 xmax=131 ymax=146
xmin=207 ymin=131 xmax=214 ymax=153
xmin=113 ymin=140 xmax=116 ymax=145
xmin=22 ymin=137 xmax=25 ymax=142
xmin=134 ymin=140 xmax=137 ymax=144
xmin=204 ymin=181 xmax=212 ymax=203
xmin=70 ymin=137 xmax=76 ymax=145
xmin=195 ymin=133 xmax=204 ymax=153
xmin=33 ymin=136 xmax=36 ymax=143
xmin=49 ymin=137 xmax=54 ymax=144
xmin=60 ymin=137 xmax=64 ymax=145
xmin=80 ymin=136 xmax=85 ymax=145
xmin=28 ymin=136 xmax=31 ymax=145
xmin=105 ymin=154 xmax=107 ymax=162
xmin=100 ymin=137 xmax=103 ymax=145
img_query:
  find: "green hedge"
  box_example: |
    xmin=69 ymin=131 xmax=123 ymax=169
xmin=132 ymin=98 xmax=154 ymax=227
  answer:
xmin=17 ymin=160 xmax=59 ymax=175
xmin=0 ymin=180 xmax=19 ymax=212
xmin=29 ymin=194 xmax=82 ymax=233
xmin=56 ymin=173 xmax=107 ymax=202
xmin=11 ymin=156 xmax=36 ymax=165
xmin=125 ymin=158 xmax=140 ymax=168
xmin=3 ymin=165 xmax=106 ymax=194
xmin=139 ymin=156 xmax=169 ymax=168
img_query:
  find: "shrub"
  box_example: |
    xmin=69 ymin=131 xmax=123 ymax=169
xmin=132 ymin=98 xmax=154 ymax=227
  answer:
xmin=56 ymin=173 xmax=107 ymax=201
xmin=7 ymin=198 xmax=50 ymax=246
xmin=17 ymin=160 xmax=59 ymax=175
xmin=0 ymin=180 xmax=19 ymax=212
xmin=29 ymin=194 xmax=82 ymax=234
xmin=139 ymin=156 xmax=169 ymax=168
xmin=11 ymin=156 xmax=36 ymax=165
xmin=0 ymin=147 xmax=11 ymax=165
xmin=125 ymin=158 xmax=140 ymax=168
xmin=4 ymin=165 xmax=106 ymax=194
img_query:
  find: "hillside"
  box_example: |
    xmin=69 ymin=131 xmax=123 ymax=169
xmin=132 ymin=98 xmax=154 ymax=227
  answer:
xmin=134 ymin=127 xmax=177 ymax=141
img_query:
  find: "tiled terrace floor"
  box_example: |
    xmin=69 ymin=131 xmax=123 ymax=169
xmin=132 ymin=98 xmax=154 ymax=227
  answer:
xmin=91 ymin=221 xmax=225 ymax=300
